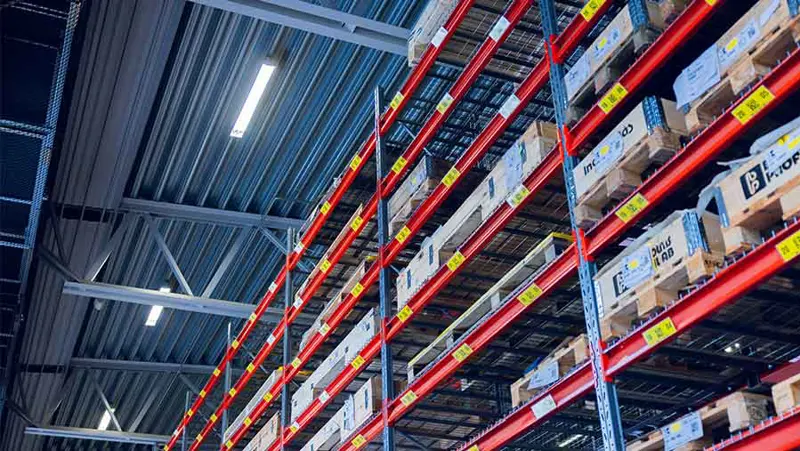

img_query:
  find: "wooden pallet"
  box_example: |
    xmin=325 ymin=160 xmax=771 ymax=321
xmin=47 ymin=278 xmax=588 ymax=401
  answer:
xmin=511 ymin=334 xmax=589 ymax=407
xmin=772 ymin=372 xmax=800 ymax=415
xmin=600 ymin=250 xmax=723 ymax=341
xmin=565 ymin=2 xmax=663 ymax=125
xmin=627 ymin=391 xmax=771 ymax=450
xmin=722 ymin=180 xmax=800 ymax=255
xmin=575 ymin=127 xmax=683 ymax=229
xmin=685 ymin=12 xmax=800 ymax=134
xmin=389 ymin=178 xmax=438 ymax=236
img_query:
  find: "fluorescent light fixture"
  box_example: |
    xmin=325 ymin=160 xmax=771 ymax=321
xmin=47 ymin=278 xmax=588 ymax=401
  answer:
xmin=146 ymin=305 xmax=164 ymax=327
xmin=231 ymin=63 xmax=276 ymax=138
xmin=158 ymin=285 xmax=171 ymax=293
xmin=558 ymin=434 xmax=582 ymax=448
xmin=98 ymin=409 xmax=115 ymax=431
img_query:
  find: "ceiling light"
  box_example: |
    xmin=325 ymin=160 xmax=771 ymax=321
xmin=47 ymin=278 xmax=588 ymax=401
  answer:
xmin=158 ymin=285 xmax=171 ymax=294
xmin=98 ymin=409 xmax=115 ymax=431
xmin=146 ymin=305 xmax=164 ymax=327
xmin=231 ymin=63 xmax=276 ymax=138
xmin=725 ymin=346 xmax=734 ymax=353
xmin=558 ymin=434 xmax=582 ymax=448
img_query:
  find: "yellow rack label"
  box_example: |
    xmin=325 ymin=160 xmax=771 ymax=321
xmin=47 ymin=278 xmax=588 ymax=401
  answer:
xmin=518 ymin=283 xmax=543 ymax=306
xmin=777 ymin=230 xmax=800 ymax=261
xmin=615 ymin=193 xmax=649 ymax=223
xmin=186 ymin=409 xmax=194 ymax=417
xmin=246 ymin=363 xmax=256 ymax=373
xmin=351 ymin=282 xmax=364 ymax=297
xmin=231 ymin=339 xmax=240 ymax=349
xmin=390 ymin=92 xmax=405 ymax=110
xmin=447 ymin=251 xmax=466 ymax=271
xmin=319 ymin=258 xmax=332 ymax=273
xmin=350 ymin=215 xmax=364 ymax=232
xmin=263 ymin=392 xmax=273 ymax=402
xmin=225 ymin=440 xmax=233 ymax=449
xmin=290 ymin=423 xmax=299 ymax=433
xmin=210 ymin=413 xmax=217 ymax=422
xmin=643 ymin=317 xmax=677 ymax=347
xmin=249 ymin=313 xmax=257 ymax=322
xmin=580 ymin=0 xmax=606 ymax=22
xmin=319 ymin=322 xmax=331 ymax=335
xmin=213 ymin=368 xmax=221 ymax=377
xmin=452 ymin=343 xmax=474 ymax=362
xmin=732 ymin=86 xmax=775 ymax=124
xmin=291 ymin=357 xmax=302 ymax=369
xmin=395 ymin=225 xmax=411 ymax=243
xmin=598 ymin=83 xmax=628 ymax=114
xmin=228 ymin=388 xmax=236 ymax=397
xmin=437 ymin=93 xmax=454 ymax=114
xmin=467 ymin=446 xmax=480 ymax=451
xmin=320 ymin=201 xmax=332 ymax=215
xmin=351 ymin=355 xmax=366 ymax=369
xmin=244 ymin=417 xmax=252 ymax=426
xmin=442 ymin=167 xmax=461 ymax=188
xmin=705 ymin=0 xmax=717 ymax=4
xmin=506 ymin=185 xmax=531 ymax=208
xmin=196 ymin=434 xmax=203 ymax=442
xmin=397 ymin=305 xmax=413 ymax=323
xmin=199 ymin=389 xmax=207 ymax=398
xmin=352 ymin=435 xmax=367 ymax=448
xmin=400 ymin=390 xmax=418 ymax=406
xmin=391 ymin=156 xmax=408 ymax=174
xmin=350 ymin=154 xmax=363 ymax=171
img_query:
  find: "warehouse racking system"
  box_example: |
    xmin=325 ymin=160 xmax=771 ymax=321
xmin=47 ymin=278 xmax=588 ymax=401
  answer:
xmin=155 ymin=1 xmax=800 ymax=450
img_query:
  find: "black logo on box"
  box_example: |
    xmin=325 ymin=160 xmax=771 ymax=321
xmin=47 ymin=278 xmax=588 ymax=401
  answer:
xmin=740 ymin=164 xmax=766 ymax=200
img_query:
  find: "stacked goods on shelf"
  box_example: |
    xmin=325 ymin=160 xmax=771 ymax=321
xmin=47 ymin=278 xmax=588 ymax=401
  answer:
xmin=573 ymin=97 xmax=689 ymax=228
xmin=564 ymin=2 xmax=667 ymax=122
xmin=300 ymin=260 xmax=369 ymax=350
xmin=626 ymin=391 xmax=771 ymax=450
xmin=405 ymin=233 xmax=572 ymax=382
xmin=225 ymin=368 xmax=283 ymax=442
xmin=388 ymin=155 xmax=447 ymax=236
xmin=352 ymin=377 xmax=383 ymax=428
xmin=407 ymin=0 xmax=459 ymax=66
xmin=510 ymin=334 xmax=589 ymax=407
xmin=242 ymin=412 xmax=281 ymax=451
xmin=300 ymin=394 xmax=355 ymax=451
xmin=772 ymin=371 xmax=800 ymax=414
xmin=291 ymin=309 xmax=379 ymax=421
xmin=594 ymin=210 xmax=725 ymax=340
xmin=702 ymin=116 xmax=800 ymax=255
xmin=674 ymin=0 xmax=800 ymax=133
xmin=395 ymin=120 xmax=558 ymax=310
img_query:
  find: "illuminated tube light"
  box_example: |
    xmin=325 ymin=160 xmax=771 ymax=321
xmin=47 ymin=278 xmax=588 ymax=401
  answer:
xmin=231 ymin=63 xmax=276 ymax=138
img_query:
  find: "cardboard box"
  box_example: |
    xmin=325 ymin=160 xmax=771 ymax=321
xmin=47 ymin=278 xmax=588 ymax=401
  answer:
xmin=573 ymin=98 xmax=687 ymax=202
xmin=353 ymin=378 xmax=383 ymax=428
xmin=407 ymin=0 xmax=459 ymax=66
xmin=593 ymin=210 xmax=724 ymax=320
xmin=226 ymin=368 xmax=282 ymax=442
xmin=243 ymin=412 xmax=280 ymax=451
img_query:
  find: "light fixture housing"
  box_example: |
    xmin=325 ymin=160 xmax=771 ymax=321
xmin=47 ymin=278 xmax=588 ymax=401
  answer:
xmin=231 ymin=63 xmax=276 ymax=138
xmin=146 ymin=305 xmax=164 ymax=327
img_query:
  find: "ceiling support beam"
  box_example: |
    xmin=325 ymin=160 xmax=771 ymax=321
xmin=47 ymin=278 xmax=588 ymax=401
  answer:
xmin=62 ymin=281 xmax=315 ymax=325
xmin=24 ymin=426 xmax=169 ymax=445
xmin=90 ymin=376 xmax=122 ymax=432
xmin=201 ymin=227 xmax=250 ymax=298
xmin=143 ymin=214 xmax=194 ymax=295
xmin=120 ymin=197 xmax=304 ymax=230
xmin=187 ymin=0 xmax=409 ymax=55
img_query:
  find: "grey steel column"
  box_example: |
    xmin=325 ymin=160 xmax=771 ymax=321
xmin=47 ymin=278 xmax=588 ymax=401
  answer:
xmin=182 ymin=391 xmax=190 ymax=451
xmin=281 ymin=228 xmax=294 ymax=450
xmin=374 ymin=86 xmax=396 ymax=450
xmin=539 ymin=1 xmax=626 ymax=450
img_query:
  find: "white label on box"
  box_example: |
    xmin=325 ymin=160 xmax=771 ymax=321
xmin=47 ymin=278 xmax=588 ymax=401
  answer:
xmin=269 ymin=282 xmax=278 ymax=293
xmin=565 ymin=52 xmax=591 ymax=99
xmin=593 ymin=131 xmax=624 ymax=176
xmin=662 ymin=412 xmax=704 ymax=450
xmin=294 ymin=241 xmax=304 ymax=253
xmin=592 ymin=27 xmax=621 ymax=63
xmin=528 ymin=360 xmax=559 ymax=389
xmin=621 ymin=245 xmax=654 ymax=289
xmin=319 ymin=390 xmax=330 ymax=404
xmin=764 ymin=139 xmax=795 ymax=171
xmin=489 ymin=16 xmax=511 ymax=41
xmin=431 ymin=26 xmax=448 ymax=47
xmin=675 ymin=46 xmax=720 ymax=109
xmin=531 ymin=395 xmax=557 ymax=418
xmin=718 ymin=19 xmax=760 ymax=69
xmin=594 ymin=280 xmax=605 ymax=319
xmin=760 ymin=0 xmax=781 ymax=27
xmin=499 ymin=94 xmax=521 ymax=119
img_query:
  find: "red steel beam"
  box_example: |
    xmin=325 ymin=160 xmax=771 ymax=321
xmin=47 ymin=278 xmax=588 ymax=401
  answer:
xmin=163 ymin=2 xmax=477 ymax=447
xmin=211 ymin=1 xmax=546 ymax=448
xmin=707 ymin=406 xmax=800 ymax=450
xmin=333 ymin=0 xmax=726 ymax=447
xmin=455 ymin=41 xmax=800 ymax=451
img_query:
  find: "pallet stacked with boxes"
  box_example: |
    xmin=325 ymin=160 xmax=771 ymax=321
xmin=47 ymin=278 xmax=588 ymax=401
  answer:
xmin=395 ymin=120 xmax=559 ymax=310
xmin=291 ymin=309 xmax=379 ymax=422
xmin=226 ymin=368 xmax=283 ymax=445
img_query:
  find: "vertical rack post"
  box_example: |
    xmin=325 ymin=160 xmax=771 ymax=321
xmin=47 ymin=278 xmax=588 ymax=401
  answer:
xmin=539 ymin=0 xmax=626 ymax=450
xmin=182 ymin=391 xmax=189 ymax=451
xmin=282 ymin=228 xmax=294 ymax=450
xmin=374 ymin=85 xmax=396 ymax=450
xmin=222 ymin=322 xmax=232 ymax=446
